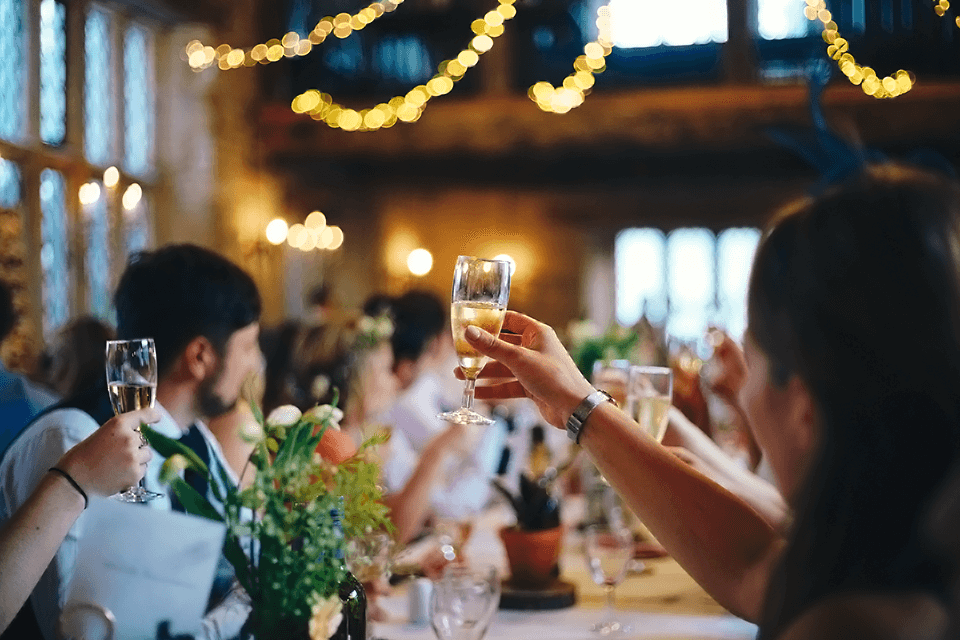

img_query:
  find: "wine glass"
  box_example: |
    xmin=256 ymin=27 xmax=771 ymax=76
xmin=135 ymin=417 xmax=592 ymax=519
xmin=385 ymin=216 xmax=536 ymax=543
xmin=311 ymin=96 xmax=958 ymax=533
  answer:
xmin=105 ymin=338 xmax=162 ymax=503
xmin=439 ymin=256 xmax=512 ymax=426
xmin=430 ymin=564 xmax=500 ymax=640
xmin=584 ymin=524 xmax=634 ymax=635
xmin=626 ymin=366 xmax=673 ymax=443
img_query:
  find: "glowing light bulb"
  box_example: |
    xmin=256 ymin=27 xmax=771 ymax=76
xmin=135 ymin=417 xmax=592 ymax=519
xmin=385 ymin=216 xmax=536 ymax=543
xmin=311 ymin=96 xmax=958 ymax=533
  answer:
xmin=122 ymin=183 xmax=142 ymax=210
xmin=265 ymin=218 xmax=289 ymax=245
xmin=407 ymin=248 xmax=433 ymax=276
xmin=103 ymin=166 xmax=119 ymax=188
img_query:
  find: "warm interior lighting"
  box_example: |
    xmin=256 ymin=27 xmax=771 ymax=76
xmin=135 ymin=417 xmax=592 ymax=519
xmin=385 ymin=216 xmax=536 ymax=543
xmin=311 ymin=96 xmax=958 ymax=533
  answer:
xmin=305 ymin=211 xmax=326 ymax=230
xmin=103 ymin=166 xmax=120 ymax=188
xmin=493 ymin=254 xmax=517 ymax=276
xmin=122 ymin=183 xmax=142 ymax=210
xmin=265 ymin=218 xmax=289 ymax=245
xmin=300 ymin=227 xmax=319 ymax=251
xmin=327 ymin=226 xmax=344 ymax=250
xmin=78 ymin=182 xmax=101 ymax=205
xmin=287 ymin=223 xmax=308 ymax=248
xmin=407 ymin=248 xmax=433 ymax=276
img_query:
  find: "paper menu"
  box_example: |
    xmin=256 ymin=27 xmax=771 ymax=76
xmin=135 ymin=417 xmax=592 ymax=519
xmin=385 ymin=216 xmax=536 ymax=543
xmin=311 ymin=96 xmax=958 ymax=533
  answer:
xmin=65 ymin=497 xmax=226 ymax=640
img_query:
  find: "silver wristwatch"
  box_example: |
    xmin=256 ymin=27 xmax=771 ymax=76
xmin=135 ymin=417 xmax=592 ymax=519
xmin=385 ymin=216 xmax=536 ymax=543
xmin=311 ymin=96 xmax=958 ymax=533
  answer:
xmin=566 ymin=389 xmax=617 ymax=444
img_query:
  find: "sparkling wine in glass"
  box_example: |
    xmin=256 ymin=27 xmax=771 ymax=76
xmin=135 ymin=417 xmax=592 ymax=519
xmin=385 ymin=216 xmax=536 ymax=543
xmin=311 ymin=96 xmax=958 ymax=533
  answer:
xmin=584 ymin=524 xmax=634 ymax=635
xmin=105 ymin=338 xmax=162 ymax=503
xmin=439 ymin=256 xmax=511 ymax=425
xmin=626 ymin=366 xmax=673 ymax=443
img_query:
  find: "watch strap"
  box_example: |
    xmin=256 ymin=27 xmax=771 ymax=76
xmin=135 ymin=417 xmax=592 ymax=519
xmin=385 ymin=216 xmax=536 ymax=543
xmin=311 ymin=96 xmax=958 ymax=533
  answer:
xmin=566 ymin=389 xmax=616 ymax=444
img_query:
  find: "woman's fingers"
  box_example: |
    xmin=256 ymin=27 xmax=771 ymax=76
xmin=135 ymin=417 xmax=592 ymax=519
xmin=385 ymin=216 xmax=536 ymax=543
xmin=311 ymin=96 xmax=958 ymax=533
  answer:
xmin=473 ymin=380 xmax=528 ymax=400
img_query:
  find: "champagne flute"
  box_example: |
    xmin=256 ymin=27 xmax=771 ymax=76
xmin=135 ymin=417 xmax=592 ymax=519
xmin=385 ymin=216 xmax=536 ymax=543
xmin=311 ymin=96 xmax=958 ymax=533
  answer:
xmin=105 ymin=338 xmax=162 ymax=503
xmin=626 ymin=366 xmax=673 ymax=443
xmin=439 ymin=256 xmax=511 ymax=426
xmin=584 ymin=524 xmax=634 ymax=635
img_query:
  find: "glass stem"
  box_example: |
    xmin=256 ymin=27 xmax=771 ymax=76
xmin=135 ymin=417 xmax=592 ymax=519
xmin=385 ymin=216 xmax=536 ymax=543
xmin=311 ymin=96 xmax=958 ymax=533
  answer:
xmin=462 ymin=377 xmax=477 ymax=411
xmin=603 ymin=585 xmax=616 ymax=623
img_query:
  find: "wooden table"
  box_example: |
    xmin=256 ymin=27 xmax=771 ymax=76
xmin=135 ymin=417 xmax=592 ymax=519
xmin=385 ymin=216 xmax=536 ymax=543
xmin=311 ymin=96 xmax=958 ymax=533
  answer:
xmin=374 ymin=500 xmax=757 ymax=640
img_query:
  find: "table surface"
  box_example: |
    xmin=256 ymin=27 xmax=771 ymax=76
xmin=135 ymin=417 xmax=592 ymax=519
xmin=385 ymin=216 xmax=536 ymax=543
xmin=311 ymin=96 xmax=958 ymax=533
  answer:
xmin=374 ymin=499 xmax=758 ymax=640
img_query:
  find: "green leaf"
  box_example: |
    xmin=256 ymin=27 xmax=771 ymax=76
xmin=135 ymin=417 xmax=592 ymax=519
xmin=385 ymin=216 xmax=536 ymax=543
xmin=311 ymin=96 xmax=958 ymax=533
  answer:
xmin=168 ymin=477 xmax=223 ymax=523
xmin=141 ymin=425 xmax=211 ymax=479
xmin=249 ymin=397 xmax=265 ymax=427
xmin=223 ymin=536 xmax=254 ymax=596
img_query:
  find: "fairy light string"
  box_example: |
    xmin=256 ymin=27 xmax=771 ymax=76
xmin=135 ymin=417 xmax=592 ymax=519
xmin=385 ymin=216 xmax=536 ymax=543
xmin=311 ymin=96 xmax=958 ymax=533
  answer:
xmin=529 ymin=5 xmax=613 ymax=114
xmin=931 ymin=0 xmax=960 ymax=28
xmin=290 ymin=0 xmax=518 ymax=131
xmin=805 ymin=0 xmax=914 ymax=98
xmin=185 ymin=0 xmax=404 ymax=71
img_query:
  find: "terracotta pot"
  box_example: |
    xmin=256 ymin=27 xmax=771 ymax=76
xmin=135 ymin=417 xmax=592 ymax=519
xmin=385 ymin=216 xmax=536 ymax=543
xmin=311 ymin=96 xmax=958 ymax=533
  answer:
xmin=499 ymin=525 xmax=563 ymax=589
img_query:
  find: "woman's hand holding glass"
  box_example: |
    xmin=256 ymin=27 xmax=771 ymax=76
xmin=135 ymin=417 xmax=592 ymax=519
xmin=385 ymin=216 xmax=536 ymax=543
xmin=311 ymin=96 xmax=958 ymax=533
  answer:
xmin=454 ymin=311 xmax=595 ymax=430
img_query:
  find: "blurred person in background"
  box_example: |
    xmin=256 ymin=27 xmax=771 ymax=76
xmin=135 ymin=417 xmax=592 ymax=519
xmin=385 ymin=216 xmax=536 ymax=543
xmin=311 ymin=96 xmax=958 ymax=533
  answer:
xmin=44 ymin=317 xmax=115 ymax=400
xmin=0 ymin=281 xmax=57 ymax=454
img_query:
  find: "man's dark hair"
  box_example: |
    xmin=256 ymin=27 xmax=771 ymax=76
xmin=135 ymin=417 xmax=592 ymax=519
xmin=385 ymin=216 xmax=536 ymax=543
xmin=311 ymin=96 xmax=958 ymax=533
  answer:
xmin=0 ymin=281 xmax=15 ymax=343
xmin=390 ymin=290 xmax=445 ymax=364
xmin=114 ymin=244 xmax=262 ymax=377
xmin=308 ymin=284 xmax=331 ymax=308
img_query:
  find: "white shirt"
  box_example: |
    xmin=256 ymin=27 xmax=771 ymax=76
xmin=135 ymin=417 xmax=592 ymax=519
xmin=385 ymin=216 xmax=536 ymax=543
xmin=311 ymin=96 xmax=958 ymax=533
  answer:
xmin=0 ymin=403 xmax=244 ymax=640
xmin=379 ymin=372 xmax=503 ymax=518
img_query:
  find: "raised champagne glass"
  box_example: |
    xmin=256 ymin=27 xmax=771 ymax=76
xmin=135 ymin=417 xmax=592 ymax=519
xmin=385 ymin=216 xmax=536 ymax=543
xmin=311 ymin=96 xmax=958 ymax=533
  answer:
xmin=626 ymin=366 xmax=673 ymax=443
xmin=105 ymin=338 xmax=162 ymax=503
xmin=439 ymin=256 xmax=512 ymax=426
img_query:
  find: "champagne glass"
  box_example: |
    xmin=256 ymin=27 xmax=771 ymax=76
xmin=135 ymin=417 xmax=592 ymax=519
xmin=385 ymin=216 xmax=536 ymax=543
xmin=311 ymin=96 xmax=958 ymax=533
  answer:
xmin=626 ymin=366 xmax=673 ymax=443
xmin=430 ymin=564 xmax=500 ymax=640
xmin=584 ymin=524 xmax=634 ymax=635
xmin=439 ymin=256 xmax=512 ymax=426
xmin=105 ymin=338 xmax=162 ymax=503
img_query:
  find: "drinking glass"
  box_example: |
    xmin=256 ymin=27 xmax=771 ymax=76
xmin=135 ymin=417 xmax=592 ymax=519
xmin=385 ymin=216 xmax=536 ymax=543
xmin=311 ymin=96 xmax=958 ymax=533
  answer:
xmin=591 ymin=359 xmax=631 ymax=407
xmin=430 ymin=564 xmax=500 ymax=640
xmin=439 ymin=256 xmax=512 ymax=425
xmin=105 ymin=338 xmax=162 ymax=503
xmin=626 ymin=366 xmax=673 ymax=443
xmin=584 ymin=524 xmax=634 ymax=635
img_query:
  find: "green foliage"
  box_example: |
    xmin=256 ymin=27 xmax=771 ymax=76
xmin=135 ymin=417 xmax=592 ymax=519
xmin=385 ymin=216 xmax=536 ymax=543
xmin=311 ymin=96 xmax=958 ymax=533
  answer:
xmin=142 ymin=401 xmax=393 ymax=636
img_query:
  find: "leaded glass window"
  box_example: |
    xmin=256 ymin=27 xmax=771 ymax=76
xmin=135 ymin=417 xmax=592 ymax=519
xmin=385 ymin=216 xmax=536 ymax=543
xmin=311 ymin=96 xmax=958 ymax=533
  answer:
xmin=757 ymin=0 xmax=817 ymax=40
xmin=84 ymin=181 xmax=111 ymax=318
xmin=0 ymin=0 xmax=24 ymax=142
xmin=39 ymin=0 xmax=66 ymax=146
xmin=40 ymin=169 xmax=70 ymax=336
xmin=85 ymin=8 xmax=113 ymax=166
xmin=0 ymin=158 xmax=20 ymax=209
xmin=716 ymin=228 xmax=761 ymax=339
xmin=616 ymin=227 xmax=760 ymax=342
xmin=124 ymin=25 xmax=154 ymax=175
xmin=608 ymin=0 xmax=728 ymax=48
xmin=615 ymin=228 xmax=666 ymax=326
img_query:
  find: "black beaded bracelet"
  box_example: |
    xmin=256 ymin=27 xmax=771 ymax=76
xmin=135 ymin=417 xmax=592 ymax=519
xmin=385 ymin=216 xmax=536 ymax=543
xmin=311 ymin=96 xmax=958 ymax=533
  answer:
xmin=49 ymin=467 xmax=88 ymax=509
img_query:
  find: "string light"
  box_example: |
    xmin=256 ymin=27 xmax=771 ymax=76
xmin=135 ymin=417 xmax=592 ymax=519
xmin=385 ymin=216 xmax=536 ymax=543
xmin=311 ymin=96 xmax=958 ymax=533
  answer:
xmin=185 ymin=0 xmax=404 ymax=72
xmin=806 ymin=0 xmax=913 ymax=99
xmin=290 ymin=0 xmax=518 ymax=130
xmin=930 ymin=0 xmax=960 ymax=28
xmin=529 ymin=6 xmax=613 ymax=113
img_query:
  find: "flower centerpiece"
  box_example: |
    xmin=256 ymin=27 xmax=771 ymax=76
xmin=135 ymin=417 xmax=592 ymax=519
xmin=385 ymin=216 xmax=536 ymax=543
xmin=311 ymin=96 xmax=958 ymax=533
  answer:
xmin=142 ymin=396 xmax=392 ymax=640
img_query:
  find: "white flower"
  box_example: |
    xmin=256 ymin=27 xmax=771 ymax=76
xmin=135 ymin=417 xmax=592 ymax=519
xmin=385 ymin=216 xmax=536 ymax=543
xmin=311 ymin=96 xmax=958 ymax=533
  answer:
xmin=358 ymin=315 xmax=377 ymax=333
xmin=308 ymin=595 xmax=343 ymax=640
xmin=159 ymin=454 xmax=189 ymax=484
xmin=238 ymin=417 xmax=265 ymax=444
xmin=311 ymin=374 xmax=331 ymax=400
xmin=304 ymin=404 xmax=344 ymax=429
xmin=266 ymin=404 xmax=302 ymax=428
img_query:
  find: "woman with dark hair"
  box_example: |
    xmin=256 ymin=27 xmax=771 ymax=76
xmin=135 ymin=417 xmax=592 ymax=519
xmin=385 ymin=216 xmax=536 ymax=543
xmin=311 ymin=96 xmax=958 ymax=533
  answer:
xmin=459 ymin=164 xmax=960 ymax=639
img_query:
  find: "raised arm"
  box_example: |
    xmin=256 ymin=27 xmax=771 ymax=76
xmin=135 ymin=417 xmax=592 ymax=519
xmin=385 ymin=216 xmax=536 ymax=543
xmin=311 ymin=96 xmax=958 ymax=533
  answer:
xmin=461 ymin=311 xmax=783 ymax=620
xmin=0 ymin=409 xmax=156 ymax=633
